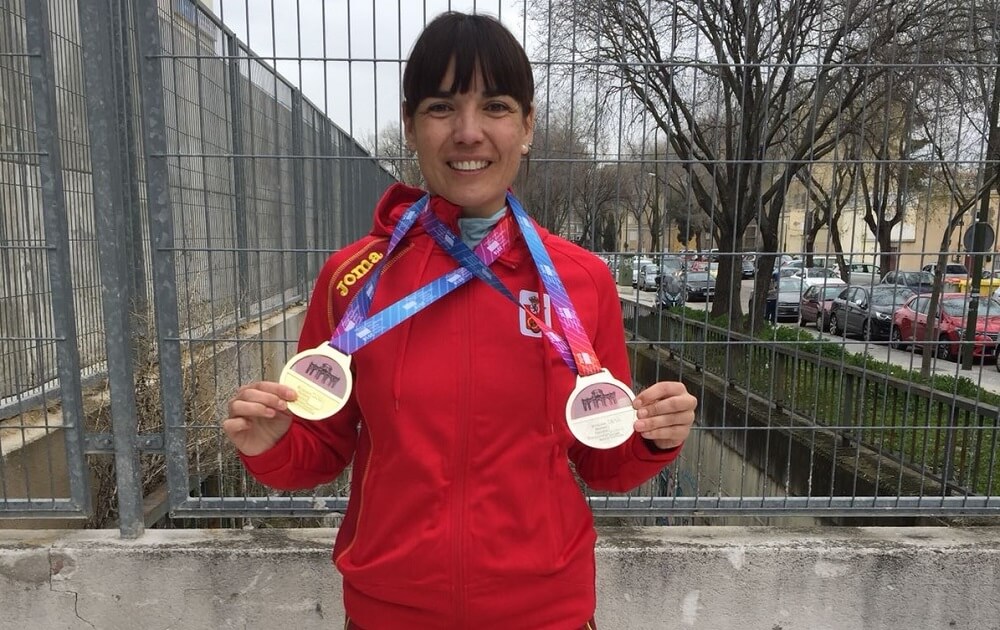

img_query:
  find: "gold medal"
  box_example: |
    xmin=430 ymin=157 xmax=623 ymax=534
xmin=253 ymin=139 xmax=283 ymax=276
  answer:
xmin=565 ymin=369 xmax=636 ymax=449
xmin=279 ymin=343 xmax=353 ymax=421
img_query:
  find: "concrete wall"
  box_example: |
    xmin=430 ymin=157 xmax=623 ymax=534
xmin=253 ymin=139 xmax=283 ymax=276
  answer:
xmin=1 ymin=527 xmax=998 ymax=630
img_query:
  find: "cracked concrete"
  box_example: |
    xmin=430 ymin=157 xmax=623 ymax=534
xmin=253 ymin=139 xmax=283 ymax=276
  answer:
xmin=0 ymin=527 xmax=999 ymax=629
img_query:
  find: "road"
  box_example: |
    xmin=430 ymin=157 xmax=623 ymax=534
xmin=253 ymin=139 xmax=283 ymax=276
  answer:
xmin=618 ymin=279 xmax=1000 ymax=394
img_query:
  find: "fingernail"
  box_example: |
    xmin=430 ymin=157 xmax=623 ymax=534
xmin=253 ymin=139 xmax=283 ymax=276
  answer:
xmin=636 ymin=408 xmax=648 ymax=419
xmin=634 ymin=420 xmax=647 ymax=431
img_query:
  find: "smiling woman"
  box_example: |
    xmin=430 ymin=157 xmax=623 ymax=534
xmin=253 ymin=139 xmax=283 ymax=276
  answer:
xmin=222 ymin=11 xmax=697 ymax=630
xmin=401 ymin=13 xmax=535 ymax=217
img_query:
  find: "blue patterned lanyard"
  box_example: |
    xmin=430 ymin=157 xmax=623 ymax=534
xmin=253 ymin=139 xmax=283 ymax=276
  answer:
xmin=328 ymin=195 xmax=511 ymax=353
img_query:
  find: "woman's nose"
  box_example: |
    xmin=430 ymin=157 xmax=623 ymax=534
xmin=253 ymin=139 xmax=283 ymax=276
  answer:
xmin=451 ymin=109 xmax=485 ymax=144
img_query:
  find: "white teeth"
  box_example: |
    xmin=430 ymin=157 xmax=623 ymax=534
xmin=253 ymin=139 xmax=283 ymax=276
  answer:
xmin=450 ymin=160 xmax=489 ymax=171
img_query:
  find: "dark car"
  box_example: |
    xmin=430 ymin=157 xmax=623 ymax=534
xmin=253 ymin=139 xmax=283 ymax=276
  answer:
xmin=681 ymin=271 xmax=716 ymax=302
xmin=656 ymin=274 xmax=687 ymax=309
xmin=741 ymin=256 xmax=755 ymax=278
xmin=828 ymin=285 xmax=916 ymax=340
xmin=881 ymin=270 xmax=935 ymax=293
xmin=799 ymin=284 xmax=848 ymax=329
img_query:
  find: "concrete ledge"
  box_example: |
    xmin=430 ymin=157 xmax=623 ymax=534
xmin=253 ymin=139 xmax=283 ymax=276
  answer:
xmin=1 ymin=527 xmax=998 ymax=629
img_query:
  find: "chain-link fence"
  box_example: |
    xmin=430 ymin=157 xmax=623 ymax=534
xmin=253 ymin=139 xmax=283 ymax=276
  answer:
xmin=3 ymin=0 xmax=1000 ymax=536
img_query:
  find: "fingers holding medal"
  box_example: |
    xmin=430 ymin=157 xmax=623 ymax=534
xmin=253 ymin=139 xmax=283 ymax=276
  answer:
xmin=631 ymin=381 xmax=697 ymax=450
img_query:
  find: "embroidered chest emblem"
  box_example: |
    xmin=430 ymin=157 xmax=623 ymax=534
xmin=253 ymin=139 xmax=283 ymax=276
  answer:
xmin=336 ymin=251 xmax=384 ymax=296
xmin=518 ymin=289 xmax=552 ymax=338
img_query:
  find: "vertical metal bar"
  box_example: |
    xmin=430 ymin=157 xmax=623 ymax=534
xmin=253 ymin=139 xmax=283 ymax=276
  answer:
xmin=111 ymin=0 xmax=149 ymax=362
xmin=291 ymin=90 xmax=307 ymax=296
xmin=130 ymin=0 xmax=190 ymax=512
xmin=77 ymin=0 xmax=144 ymax=538
xmin=226 ymin=33 xmax=250 ymax=319
xmin=23 ymin=0 xmax=91 ymax=517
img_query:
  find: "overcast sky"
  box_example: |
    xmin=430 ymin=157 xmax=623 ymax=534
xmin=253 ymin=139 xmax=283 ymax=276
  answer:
xmin=208 ymin=0 xmax=534 ymax=144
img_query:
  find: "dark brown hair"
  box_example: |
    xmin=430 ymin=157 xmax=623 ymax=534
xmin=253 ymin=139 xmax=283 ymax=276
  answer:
xmin=402 ymin=12 xmax=534 ymax=119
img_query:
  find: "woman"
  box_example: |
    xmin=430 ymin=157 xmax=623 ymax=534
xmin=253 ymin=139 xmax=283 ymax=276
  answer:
xmin=223 ymin=12 xmax=696 ymax=630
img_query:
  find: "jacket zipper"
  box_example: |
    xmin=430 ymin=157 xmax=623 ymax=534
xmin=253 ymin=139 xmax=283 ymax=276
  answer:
xmin=329 ymin=243 xmax=412 ymax=566
xmin=453 ymin=281 xmax=473 ymax=626
xmin=334 ymin=423 xmax=373 ymax=564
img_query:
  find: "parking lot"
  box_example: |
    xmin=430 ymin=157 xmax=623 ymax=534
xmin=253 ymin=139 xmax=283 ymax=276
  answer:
xmin=619 ymin=278 xmax=1000 ymax=394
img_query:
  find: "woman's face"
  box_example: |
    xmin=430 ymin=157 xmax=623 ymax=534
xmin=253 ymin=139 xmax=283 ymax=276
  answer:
xmin=403 ymin=62 xmax=534 ymax=218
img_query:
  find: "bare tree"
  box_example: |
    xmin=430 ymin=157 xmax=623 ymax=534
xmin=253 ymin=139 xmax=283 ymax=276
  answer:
xmin=516 ymin=103 xmax=624 ymax=246
xmin=537 ymin=0 xmax=956 ymax=329
xmin=795 ymin=154 xmax=861 ymax=279
xmin=366 ymin=123 xmax=423 ymax=186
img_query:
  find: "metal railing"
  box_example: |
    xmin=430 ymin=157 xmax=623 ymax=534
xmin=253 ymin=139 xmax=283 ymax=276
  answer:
xmin=3 ymin=0 xmax=1000 ymax=536
xmin=620 ymin=298 xmax=1000 ymax=516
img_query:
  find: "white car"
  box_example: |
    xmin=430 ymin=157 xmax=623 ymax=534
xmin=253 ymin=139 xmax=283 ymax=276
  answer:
xmin=637 ymin=263 xmax=660 ymax=291
xmin=630 ymin=257 xmax=655 ymax=287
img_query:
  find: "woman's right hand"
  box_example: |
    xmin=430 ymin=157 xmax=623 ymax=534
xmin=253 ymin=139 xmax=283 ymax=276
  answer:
xmin=222 ymin=381 xmax=298 ymax=457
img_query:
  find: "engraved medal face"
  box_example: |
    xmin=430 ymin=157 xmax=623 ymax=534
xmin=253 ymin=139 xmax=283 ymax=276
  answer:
xmin=565 ymin=370 xmax=636 ymax=449
xmin=279 ymin=344 xmax=353 ymax=421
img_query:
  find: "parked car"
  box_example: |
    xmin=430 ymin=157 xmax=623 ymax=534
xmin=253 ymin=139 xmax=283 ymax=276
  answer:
xmin=794 ymin=267 xmax=841 ymax=281
xmin=656 ymin=274 xmax=687 ymax=309
xmin=891 ymin=293 xmax=1000 ymax=361
xmin=921 ymin=263 xmax=969 ymax=285
xmin=636 ymin=263 xmax=660 ymax=291
xmin=881 ymin=270 xmax=935 ymax=293
xmin=799 ymin=284 xmax=849 ymax=329
xmin=828 ymin=285 xmax=916 ymax=341
xmin=680 ymin=270 xmax=716 ymax=302
xmin=630 ymin=257 xmax=655 ymax=287
xmin=749 ymin=277 xmax=813 ymax=322
xmin=741 ymin=256 xmax=755 ymax=278
xmin=658 ymin=256 xmax=685 ymax=283
xmin=843 ymin=262 xmax=881 ymax=288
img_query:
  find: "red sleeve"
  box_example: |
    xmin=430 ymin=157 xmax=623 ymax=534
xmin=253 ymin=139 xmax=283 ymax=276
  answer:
xmin=567 ymin=263 xmax=683 ymax=492
xmin=238 ymin=250 xmax=365 ymax=491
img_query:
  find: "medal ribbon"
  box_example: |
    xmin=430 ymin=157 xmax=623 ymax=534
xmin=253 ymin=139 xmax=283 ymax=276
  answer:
xmin=420 ymin=210 xmax=578 ymax=372
xmin=329 ymin=196 xmax=512 ymax=353
xmin=421 ymin=193 xmax=602 ymax=377
xmin=507 ymin=194 xmax=602 ymax=376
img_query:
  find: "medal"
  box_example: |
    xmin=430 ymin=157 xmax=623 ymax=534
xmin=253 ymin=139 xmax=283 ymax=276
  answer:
xmin=564 ymin=369 xmax=636 ymax=449
xmin=279 ymin=343 xmax=353 ymax=421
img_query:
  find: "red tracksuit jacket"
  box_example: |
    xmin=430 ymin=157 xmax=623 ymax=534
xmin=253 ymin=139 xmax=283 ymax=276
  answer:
xmin=241 ymin=184 xmax=681 ymax=629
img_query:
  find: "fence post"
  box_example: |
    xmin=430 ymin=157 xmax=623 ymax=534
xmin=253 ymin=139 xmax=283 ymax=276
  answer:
xmin=291 ymin=91 xmax=308 ymax=297
xmin=942 ymin=404 xmax=959 ymax=487
xmin=23 ymin=0 xmax=92 ymax=518
xmin=130 ymin=0 xmax=191 ymax=513
xmin=110 ymin=0 xmax=149 ymax=353
xmin=77 ymin=0 xmax=144 ymax=537
xmin=840 ymin=375 xmax=857 ymax=446
xmin=226 ymin=33 xmax=251 ymax=319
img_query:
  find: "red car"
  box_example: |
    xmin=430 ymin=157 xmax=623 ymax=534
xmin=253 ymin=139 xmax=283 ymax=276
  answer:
xmin=890 ymin=293 xmax=1000 ymax=361
xmin=799 ymin=284 xmax=847 ymax=329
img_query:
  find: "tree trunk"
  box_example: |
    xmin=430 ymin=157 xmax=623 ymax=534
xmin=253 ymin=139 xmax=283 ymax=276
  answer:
xmin=709 ymin=223 xmax=744 ymax=328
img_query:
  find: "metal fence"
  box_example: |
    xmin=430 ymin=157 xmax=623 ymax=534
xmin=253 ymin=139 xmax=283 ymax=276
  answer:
xmin=3 ymin=0 xmax=1000 ymax=536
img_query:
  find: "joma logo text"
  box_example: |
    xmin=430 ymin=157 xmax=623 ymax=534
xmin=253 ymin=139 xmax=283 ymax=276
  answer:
xmin=337 ymin=252 xmax=383 ymax=296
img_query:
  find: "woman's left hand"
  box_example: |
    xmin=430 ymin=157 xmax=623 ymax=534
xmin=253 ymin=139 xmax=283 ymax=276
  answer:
xmin=632 ymin=381 xmax=697 ymax=450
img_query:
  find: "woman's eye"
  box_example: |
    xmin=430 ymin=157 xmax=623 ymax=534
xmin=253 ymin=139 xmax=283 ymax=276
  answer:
xmin=425 ymin=102 xmax=452 ymax=114
xmin=486 ymin=101 xmax=514 ymax=113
